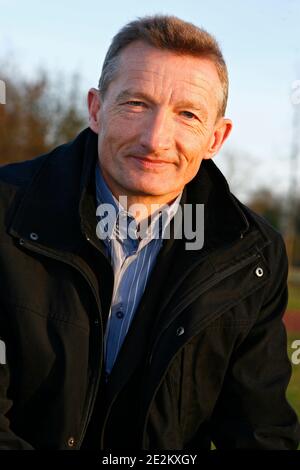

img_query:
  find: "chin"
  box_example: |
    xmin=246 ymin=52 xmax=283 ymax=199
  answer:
xmin=131 ymin=178 xmax=174 ymax=194
xmin=128 ymin=186 xmax=166 ymax=196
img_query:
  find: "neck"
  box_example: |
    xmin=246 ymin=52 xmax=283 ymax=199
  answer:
xmin=98 ymin=164 xmax=182 ymax=222
xmin=117 ymin=194 xmax=181 ymax=222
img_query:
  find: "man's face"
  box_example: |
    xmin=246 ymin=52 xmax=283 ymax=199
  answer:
xmin=88 ymin=41 xmax=232 ymax=203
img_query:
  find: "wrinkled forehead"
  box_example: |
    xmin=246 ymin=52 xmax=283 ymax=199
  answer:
xmin=115 ymin=41 xmax=223 ymax=109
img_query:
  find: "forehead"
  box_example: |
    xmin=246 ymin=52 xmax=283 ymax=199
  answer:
xmin=112 ymin=41 xmax=222 ymax=105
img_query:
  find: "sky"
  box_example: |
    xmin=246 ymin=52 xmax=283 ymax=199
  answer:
xmin=1 ymin=0 xmax=300 ymax=200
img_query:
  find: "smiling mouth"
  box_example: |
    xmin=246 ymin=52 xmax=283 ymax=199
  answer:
xmin=129 ymin=155 xmax=173 ymax=168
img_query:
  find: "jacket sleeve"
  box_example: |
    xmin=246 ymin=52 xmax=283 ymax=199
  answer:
xmin=210 ymin=233 xmax=300 ymax=450
xmin=0 ymin=345 xmax=34 ymax=449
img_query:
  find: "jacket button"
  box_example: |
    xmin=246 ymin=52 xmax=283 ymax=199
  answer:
xmin=176 ymin=326 xmax=185 ymax=336
xmin=30 ymin=232 xmax=39 ymax=241
xmin=67 ymin=436 xmax=75 ymax=448
xmin=19 ymin=238 xmax=25 ymax=246
xmin=255 ymin=266 xmax=264 ymax=278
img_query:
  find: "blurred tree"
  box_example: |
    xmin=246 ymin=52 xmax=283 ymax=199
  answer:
xmin=248 ymin=188 xmax=300 ymax=266
xmin=247 ymin=188 xmax=283 ymax=230
xmin=290 ymin=198 xmax=300 ymax=267
xmin=0 ymin=66 xmax=86 ymax=164
xmin=217 ymin=148 xmax=259 ymax=201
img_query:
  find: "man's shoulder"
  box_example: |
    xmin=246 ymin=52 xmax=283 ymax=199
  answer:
xmin=0 ymin=128 xmax=91 ymax=193
xmin=0 ymin=153 xmax=49 ymax=191
xmin=0 ymin=141 xmax=72 ymax=219
xmin=0 ymin=153 xmax=52 ymax=220
xmin=0 ymin=130 xmax=89 ymax=209
xmin=233 ymin=195 xmax=287 ymax=264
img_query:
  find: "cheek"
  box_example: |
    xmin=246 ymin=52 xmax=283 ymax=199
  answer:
xmin=179 ymin=128 xmax=212 ymax=163
xmin=176 ymin=124 xmax=207 ymax=152
xmin=100 ymin=116 xmax=141 ymax=148
xmin=185 ymin=157 xmax=203 ymax=181
xmin=178 ymin=137 xmax=204 ymax=166
xmin=177 ymin=140 xmax=205 ymax=181
xmin=177 ymin=157 xmax=203 ymax=188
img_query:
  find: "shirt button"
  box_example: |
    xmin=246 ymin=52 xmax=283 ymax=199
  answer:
xmin=116 ymin=311 xmax=124 ymax=319
xmin=67 ymin=436 xmax=75 ymax=448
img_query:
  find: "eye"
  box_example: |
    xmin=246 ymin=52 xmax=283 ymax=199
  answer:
xmin=180 ymin=110 xmax=197 ymax=120
xmin=126 ymin=100 xmax=145 ymax=107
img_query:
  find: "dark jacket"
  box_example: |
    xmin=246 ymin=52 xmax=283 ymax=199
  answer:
xmin=0 ymin=128 xmax=299 ymax=450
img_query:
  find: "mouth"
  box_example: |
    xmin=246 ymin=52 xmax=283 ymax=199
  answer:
xmin=128 ymin=155 xmax=173 ymax=170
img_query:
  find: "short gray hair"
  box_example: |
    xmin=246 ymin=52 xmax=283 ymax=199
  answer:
xmin=98 ymin=15 xmax=228 ymax=117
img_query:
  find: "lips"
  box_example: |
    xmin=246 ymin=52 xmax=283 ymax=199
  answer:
xmin=129 ymin=155 xmax=173 ymax=166
xmin=129 ymin=156 xmax=173 ymax=171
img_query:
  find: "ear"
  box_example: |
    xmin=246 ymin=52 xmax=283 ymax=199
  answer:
xmin=87 ymin=88 xmax=101 ymax=134
xmin=203 ymin=118 xmax=233 ymax=160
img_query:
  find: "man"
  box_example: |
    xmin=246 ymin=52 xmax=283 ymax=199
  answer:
xmin=0 ymin=15 xmax=299 ymax=450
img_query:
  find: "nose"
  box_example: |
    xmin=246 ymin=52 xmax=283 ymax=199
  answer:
xmin=139 ymin=109 xmax=174 ymax=152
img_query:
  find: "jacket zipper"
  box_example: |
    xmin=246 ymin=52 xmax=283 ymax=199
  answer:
xmin=142 ymin=251 xmax=262 ymax=446
xmin=148 ymin=251 xmax=261 ymax=365
xmin=17 ymin=239 xmax=103 ymax=448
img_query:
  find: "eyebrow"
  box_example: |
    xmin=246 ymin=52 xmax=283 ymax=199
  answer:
xmin=115 ymin=90 xmax=155 ymax=104
xmin=115 ymin=89 xmax=209 ymax=118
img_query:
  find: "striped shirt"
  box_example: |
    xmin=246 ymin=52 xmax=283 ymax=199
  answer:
xmin=95 ymin=163 xmax=182 ymax=375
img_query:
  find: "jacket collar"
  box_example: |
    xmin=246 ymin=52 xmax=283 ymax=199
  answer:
xmin=9 ymin=128 xmax=98 ymax=251
xmin=9 ymin=127 xmax=253 ymax=253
